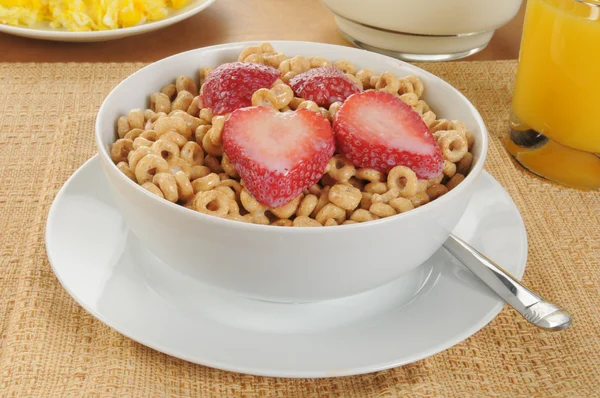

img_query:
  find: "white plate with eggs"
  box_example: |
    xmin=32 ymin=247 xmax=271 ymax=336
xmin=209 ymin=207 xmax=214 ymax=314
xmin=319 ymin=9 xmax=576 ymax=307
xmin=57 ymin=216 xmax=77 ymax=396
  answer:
xmin=0 ymin=0 xmax=215 ymax=42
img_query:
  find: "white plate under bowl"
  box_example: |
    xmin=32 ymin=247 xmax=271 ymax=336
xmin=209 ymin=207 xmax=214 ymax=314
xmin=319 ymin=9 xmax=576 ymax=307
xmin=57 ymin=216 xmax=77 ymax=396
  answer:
xmin=0 ymin=0 xmax=215 ymax=42
xmin=46 ymin=156 xmax=527 ymax=378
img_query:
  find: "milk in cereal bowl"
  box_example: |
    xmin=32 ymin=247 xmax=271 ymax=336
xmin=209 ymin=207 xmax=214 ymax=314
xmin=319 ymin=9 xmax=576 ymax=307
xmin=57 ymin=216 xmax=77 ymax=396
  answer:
xmin=96 ymin=41 xmax=488 ymax=302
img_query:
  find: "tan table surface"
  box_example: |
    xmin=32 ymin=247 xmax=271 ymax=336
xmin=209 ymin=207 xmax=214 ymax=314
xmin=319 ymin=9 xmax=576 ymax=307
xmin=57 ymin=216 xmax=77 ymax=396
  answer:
xmin=0 ymin=0 xmax=526 ymax=63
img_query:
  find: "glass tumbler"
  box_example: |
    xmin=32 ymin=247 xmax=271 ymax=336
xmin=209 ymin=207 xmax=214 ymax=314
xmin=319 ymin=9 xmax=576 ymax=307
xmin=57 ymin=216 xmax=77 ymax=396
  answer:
xmin=507 ymin=0 xmax=600 ymax=190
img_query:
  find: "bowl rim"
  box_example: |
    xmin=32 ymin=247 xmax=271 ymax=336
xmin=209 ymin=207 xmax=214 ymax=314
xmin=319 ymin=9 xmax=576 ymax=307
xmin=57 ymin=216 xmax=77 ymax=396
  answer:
xmin=96 ymin=40 xmax=488 ymax=234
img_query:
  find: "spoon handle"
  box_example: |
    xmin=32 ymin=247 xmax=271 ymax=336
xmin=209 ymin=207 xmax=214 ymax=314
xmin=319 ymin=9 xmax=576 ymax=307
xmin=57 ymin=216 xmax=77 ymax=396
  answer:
xmin=443 ymin=234 xmax=572 ymax=331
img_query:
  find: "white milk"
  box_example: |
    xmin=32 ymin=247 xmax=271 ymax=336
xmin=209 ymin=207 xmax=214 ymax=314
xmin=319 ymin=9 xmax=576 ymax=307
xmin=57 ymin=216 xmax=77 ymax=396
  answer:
xmin=321 ymin=0 xmax=523 ymax=60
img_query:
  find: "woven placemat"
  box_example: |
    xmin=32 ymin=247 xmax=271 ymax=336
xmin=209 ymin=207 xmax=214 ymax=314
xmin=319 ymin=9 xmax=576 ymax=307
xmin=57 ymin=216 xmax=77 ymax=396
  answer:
xmin=0 ymin=61 xmax=598 ymax=397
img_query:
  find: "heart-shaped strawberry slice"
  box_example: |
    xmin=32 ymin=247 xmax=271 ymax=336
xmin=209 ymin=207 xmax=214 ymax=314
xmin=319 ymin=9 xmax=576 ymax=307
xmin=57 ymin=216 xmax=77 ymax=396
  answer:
xmin=223 ymin=107 xmax=335 ymax=208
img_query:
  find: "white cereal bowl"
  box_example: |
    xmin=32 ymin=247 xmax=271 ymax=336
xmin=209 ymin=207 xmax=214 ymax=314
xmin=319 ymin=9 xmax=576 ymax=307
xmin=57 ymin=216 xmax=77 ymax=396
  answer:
xmin=95 ymin=41 xmax=488 ymax=303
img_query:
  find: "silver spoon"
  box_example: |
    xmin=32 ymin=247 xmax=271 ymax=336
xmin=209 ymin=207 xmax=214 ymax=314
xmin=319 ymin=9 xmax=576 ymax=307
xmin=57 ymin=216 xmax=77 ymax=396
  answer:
xmin=443 ymin=234 xmax=572 ymax=331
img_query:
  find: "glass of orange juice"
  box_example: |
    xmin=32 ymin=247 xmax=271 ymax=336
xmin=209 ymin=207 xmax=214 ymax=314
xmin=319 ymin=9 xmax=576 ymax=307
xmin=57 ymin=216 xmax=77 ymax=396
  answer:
xmin=507 ymin=0 xmax=600 ymax=190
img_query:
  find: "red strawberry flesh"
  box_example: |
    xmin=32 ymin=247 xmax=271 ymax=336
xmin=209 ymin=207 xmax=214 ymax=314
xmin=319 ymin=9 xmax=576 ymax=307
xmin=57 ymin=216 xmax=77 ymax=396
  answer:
xmin=223 ymin=107 xmax=335 ymax=208
xmin=201 ymin=62 xmax=280 ymax=115
xmin=333 ymin=91 xmax=443 ymax=179
xmin=289 ymin=66 xmax=362 ymax=107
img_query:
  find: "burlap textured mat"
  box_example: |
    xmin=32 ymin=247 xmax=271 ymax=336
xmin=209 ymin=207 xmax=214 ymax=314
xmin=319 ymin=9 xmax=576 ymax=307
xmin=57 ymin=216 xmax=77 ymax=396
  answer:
xmin=0 ymin=61 xmax=598 ymax=397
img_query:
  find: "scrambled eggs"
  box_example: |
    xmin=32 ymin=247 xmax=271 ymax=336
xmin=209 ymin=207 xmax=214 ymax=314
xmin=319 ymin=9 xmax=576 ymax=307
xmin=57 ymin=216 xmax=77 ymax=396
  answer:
xmin=0 ymin=0 xmax=190 ymax=31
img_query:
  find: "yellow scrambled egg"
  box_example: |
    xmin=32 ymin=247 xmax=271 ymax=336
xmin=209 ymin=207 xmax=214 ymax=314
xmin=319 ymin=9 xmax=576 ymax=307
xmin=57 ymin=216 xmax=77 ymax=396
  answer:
xmin=0 ymin=0 xmax=189 ymax=31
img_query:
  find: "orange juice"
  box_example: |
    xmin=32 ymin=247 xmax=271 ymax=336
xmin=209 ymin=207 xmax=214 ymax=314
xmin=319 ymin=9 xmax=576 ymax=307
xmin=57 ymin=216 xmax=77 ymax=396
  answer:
xmin=508 ymin=0 xmax=600 ymax=189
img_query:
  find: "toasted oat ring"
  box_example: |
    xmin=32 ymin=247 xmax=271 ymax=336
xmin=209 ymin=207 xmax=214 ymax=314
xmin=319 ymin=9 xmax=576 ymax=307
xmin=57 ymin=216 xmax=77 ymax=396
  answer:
xmin=150 ymin=92 xmax=171 ymax=114
xmin=387 ymin=166 xmax=418 ymax=198
xmin=327 ymin=155 xmax=355 ymax=182
xmin=375 ymin=72 xmax=401 ymax=94
xmin=191 ymin=173 xmax=221 ymax=193
xmin=153 ymin=172 xmax=179 ymax=203
xmin=193 ymin=190 xmax=230 ymax=217
xmin=135 ymin=154 xmax=169 ymax=184
xmin=240 ymin=188 xmax=267 ymax=214
xmin=180 ymin=141 xmax=204 ymax=166
xmin=174 ymin=170 xmax=194 ymax=202
xmin=154 ymin=116 xmax=192 ymax=140
xmin=150 ymin=139 xmax=180 ymax=163
xmin=296 ymin=194 xmax=318 ymax=217
xmin=251 ymin=88 xmax=278 ymax=109
xmin=293 ymin=216 xmax=322 ymax=227
xmin=438 ymin=131 xmax=468 ymax=163
xmin=270 ymin=195 xmax=302 ymax=219
xmin=110 ymin=138 xmax=134 ymax=163
xmin=127 ymin=147 xmax=151 ymax=170
xmin=328 ymin=184 xmax=361 ymax=211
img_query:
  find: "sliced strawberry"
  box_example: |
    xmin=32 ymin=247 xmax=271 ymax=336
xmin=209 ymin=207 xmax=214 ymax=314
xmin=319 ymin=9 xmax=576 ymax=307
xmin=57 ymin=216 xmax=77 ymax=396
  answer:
xmin=223 ymin=107 xmax=335 ymax=208
xmin=333 ymin=91 xmax=443 ymax=179
xmin=289 ymin=66 xmax=362 ymax=107
xmin=201 ymin=62 xmax=280 ymax=115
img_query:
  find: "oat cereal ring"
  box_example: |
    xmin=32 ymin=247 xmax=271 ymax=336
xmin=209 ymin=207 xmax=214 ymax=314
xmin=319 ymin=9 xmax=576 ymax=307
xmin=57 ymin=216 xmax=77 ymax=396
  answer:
xmin=389 ymin=197 xmax=414 ymax=213
xmin=442 ymin=160 xmax=457 ymax=178
xmin=281 ymin=71 xmax=297 ymax=84
xmin=296 ymin=194 xmax=318 ymax=217
xmin=140 ymin=130 xmax=157 ymax=142
xmin=308 ymin=184 xmax=322 ymax=196
xmin=117 ymin=116 xmax=130 ymax=138
xmin=365 ymin=181 xmax=388 ymax=194
xmin=241 ymin=188 xmax=267 ymax=214
xmin=208 ymin=115 xmax=227 ymax=146
xmin=174 ymin=170 xmax=194 ymax=202
xmin=315 ymin=203 xmax=346 ymax=225
xmin=465 ymin=131 xmax=475 ymax=150
xmin=355 ymin=168 xmax=383 ymax=182
xmin=150 ymin=92 xmax=171 ymax=114
xmin=270 ymin=194 xmax=302 ymax=219
xmin=412 ymin=100 xmax=431 ymax=116
xmin=289 ymin=56 xmax=310 ymax=74
xmin=168 ymin=157 xmax=192 ymax=178
xmin=193 ymin=190 xmax=230 ymax=217
xmin=161 ymin=83 xmax=177 ymax=99
xmin=263 ymin=52 xmax=287 ymax=68
xmin=243 ymin=213 xmax=270 ymax=225
xmin=343 ymin=220 xmax=359 ymax=225
xmin=195 ymin=125 xmax=211 ymax=145
xmin=327 ymin=155 xmax=356 ymax=182
xmin=128 ymin=146 xmax=151 ymax=170
xmin=356 ymin=69 xmax=375 ymax=89
xmin=144 ymin=109 xmax=156 ymax=121
xmin=215 ymin=185 xmax=236 ymax=202
xmin=456 ymin=152 xmax=473 ymax=175
xmin=446 ymin=173 xmax=465 ymax=191
xmin=387 ymin=166 xmax=418 ymax=198
xmin=180 ymin=141 xmax=204 ymax=166
xmin=398 ymin=93 xmax=419 ymax=107
xmin=191 ymin=172 xmax=220 ymax=193
xmin=142 ymin=182 xmax=164 ymax=199
xmin=111 ymin=138 xmax=134 ymax=163
xmin=172 ymin=91 xmax=195 ymax=112
xmin=438 ymin=131 xmax=468 ymax=163
xmin=408 ymin=192 xmax=429 ymax=208
xmin=416 ymin=179 xmax=428 ymax=193
xmin=360 ymin=192 xmax=373 ymax=210
xmin=370 ymin=188 xmax=399 ymax=204
xmin=310 ymin=186 xmax=331 ymax=218
xmin=333 ymin=60 xmax=356 ymax=75
xmin=202 ymin=131 xmax=224 ymax=156
xmin=135 ymin=154 xmax=169 ymax=184
xmin=175 ymin=76 xmax=198 ymax=96
xmin=293 ymin=216 xmax=322 ymax=227
xmin=151 ymin=139 xmax=180 ymax=163
xmin=220 ymin=179 xmax=242 ymax=200
xmin=271 ymin=219 xmax=294 ymax=227
xmin=198 ymin=67 xmax=212 ymax=86
xmin=404 ymin=76 xmax=425 ymax=98
xmin=127 ymin=108 xmax=145 ymax=130
xmin=124 ymin=128 xmax=144 ymax=140
xmin=160 ymin=131 xmax=187 ymax=148
xmin=328 ymin=101 xmax=342 ymax=120
xmin=117 ymin=161 xmax=136 ymax=181
xmin=251 ymin=88 xmax=278 ymax=109
xmin=221 ymin=154 xmax=239 ymax=179
xmin=369 ymin=75 xmax=380 ymax=89
xmin=149 ymin=111 xmax=167 ymax=123
xmin=350 ymin=209 xmax=379 ymax=222
xmin=199 ymin=108 xmax=214 ymax=123
xmin=288 ymin=97 xmax=305 ymax=110
xmin=187 ymin=96 xmax=202 ymax=117
xmin=133 ymin=137 xmax=153 ymax=150
xmin=189 ymin=165 xmax=211 ymax=181
xmin=421 ymin=111 xmax=437 ymax=128
xmin=375 ymin=72 xmax=401 ymax=94
xmin=308 ymin=56 xmax=331 ymax=68
xmin=430 ymin=119 xmax=467 ymax=135
xmin=426 ymin=184 xmax=448 ymax=200
xmin=345 ymin=73 xmax=363 ymax=90
xmin=297 ymin=100 xmax=320 ymax=113
xmin=271 ymin=84 xmax=294 ymax=109
xmin=170 ymin=110 xmax=205 ymax=132
xmin=152 ymin=172 xmax=179 ymax=203
xmin=370 ymin=202 xmax=396 ymax=218
xmin=154 ymin=116 xmax=192 ymax=140
xmin=328 ymin=184 xmax=361 ymax=211
xmin=204 ymin=155 xmax=224 ymax=173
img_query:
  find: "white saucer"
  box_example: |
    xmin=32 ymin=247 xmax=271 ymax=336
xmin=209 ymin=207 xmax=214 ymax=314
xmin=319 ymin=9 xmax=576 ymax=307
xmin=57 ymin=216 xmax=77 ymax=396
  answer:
xmin=46 ymin=156 xmax=527 ymax=378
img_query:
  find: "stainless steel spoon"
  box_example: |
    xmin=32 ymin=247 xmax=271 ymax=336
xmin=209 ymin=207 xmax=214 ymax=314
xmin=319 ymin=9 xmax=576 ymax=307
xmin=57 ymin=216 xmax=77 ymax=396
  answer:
xmin=443 ymin=234 xmax=572 ymax=331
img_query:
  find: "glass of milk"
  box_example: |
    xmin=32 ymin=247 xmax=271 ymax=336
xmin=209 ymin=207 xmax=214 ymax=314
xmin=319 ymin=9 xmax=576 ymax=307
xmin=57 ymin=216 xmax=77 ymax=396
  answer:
xmin=320 ymin=0 xmax=523 ymax=61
